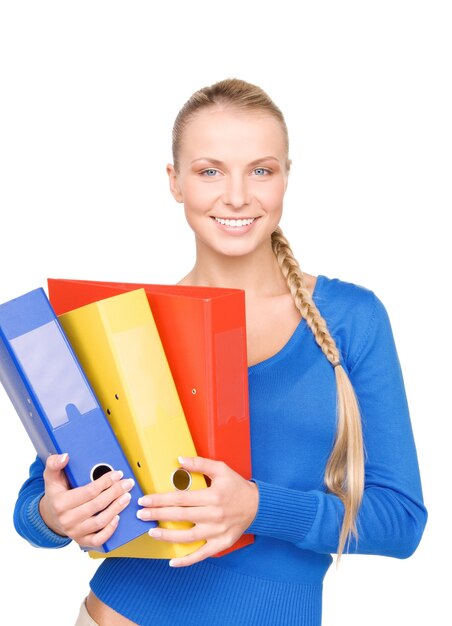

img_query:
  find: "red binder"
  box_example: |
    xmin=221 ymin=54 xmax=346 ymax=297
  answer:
xmin=48 ymin=278 xmax=254 ymax=556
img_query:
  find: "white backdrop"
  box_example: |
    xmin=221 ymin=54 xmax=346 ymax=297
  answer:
xmin=0 ymin=1 xmax=450 ymax=624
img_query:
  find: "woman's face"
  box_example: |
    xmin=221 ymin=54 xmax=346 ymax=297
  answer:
xmin=167 ymin=106 xmax=289 ymax=259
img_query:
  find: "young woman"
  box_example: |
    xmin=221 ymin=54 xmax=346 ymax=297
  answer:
xmin=14 ymin=78 xmax=427 ymax=626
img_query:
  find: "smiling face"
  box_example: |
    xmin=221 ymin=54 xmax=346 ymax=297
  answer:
xmin=167 ymin=106 xmax=290 ymax=259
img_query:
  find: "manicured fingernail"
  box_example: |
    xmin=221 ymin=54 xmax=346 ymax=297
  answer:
xmin=111 ymin=470 xmax=124 ymax=482
xmin=138 ymin=496 xmax=151 ymax=506
xmin=169 ymin=559 xmax=178 ymax=567
xmin=149 ymin=528 xmax=162 ymax=538
xmin=122 ymin=478 xmax=135 ymax=491
xmin=110 ymin=514 xmax=120 ymax=527
xmin=58 ymin=453 xmax=68 ymax=464
xmin=119 ymin=492 xmax=131 ymax=505
xmin=136 ymin=509 xmax=144 ymax=520
xmin=178 ymin=456 xmax=185 ymax=464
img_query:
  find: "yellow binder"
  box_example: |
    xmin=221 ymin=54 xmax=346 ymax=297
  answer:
xmin=58 ymin=288 xmax=207 ymax=559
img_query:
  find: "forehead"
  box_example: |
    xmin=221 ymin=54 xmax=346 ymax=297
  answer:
xmin=179 ymin=107 xmax=287 ymax=161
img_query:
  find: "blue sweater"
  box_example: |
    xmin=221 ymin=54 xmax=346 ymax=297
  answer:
xmin=13 ymin=275 xmax=427 ymax=625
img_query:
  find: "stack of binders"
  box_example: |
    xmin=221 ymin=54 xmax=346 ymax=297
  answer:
xmin=48 ymin=278 xmax=254 ymax=557
xmin=1 ymin=280 xmax=254 ymax=560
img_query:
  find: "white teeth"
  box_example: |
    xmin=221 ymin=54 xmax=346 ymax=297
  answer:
xmin=214 ymin=217 xmax=255 ymax=227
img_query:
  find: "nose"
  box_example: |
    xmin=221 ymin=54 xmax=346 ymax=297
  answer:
xmin=222 ymin=174 xmax=250 ymax=209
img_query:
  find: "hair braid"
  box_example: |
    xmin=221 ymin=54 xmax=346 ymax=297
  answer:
xmin=271 ymin=229 xmax=340 ymax=366
xmin=271 ymin=226 xmax=365 ymax=561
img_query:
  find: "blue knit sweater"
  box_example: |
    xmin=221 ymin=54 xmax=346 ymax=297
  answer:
xmin=13 ymin=275 xmax=427 ymax=625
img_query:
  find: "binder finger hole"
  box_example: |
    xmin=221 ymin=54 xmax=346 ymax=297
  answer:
xmin=91 ymin=463 xmax=114 ymax=481
xmin=171 ymin=468 xmax=192 ymax=491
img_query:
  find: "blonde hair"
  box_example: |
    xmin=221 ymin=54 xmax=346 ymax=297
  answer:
xmin=172 ymin=78 xmax=365 ymax=559
xmin=172 ymin=78 xmax=289 ymax=173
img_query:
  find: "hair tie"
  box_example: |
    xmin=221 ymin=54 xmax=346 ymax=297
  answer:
xmin=332 ymin=361 xmax=341 ymax=369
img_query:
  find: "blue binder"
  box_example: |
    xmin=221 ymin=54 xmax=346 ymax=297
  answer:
xmin=0 ymin=288 xmax=156 ymax=552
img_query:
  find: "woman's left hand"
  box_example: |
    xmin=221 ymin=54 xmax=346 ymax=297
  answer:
xmin=136 ymin=456 xmax=259 ymax=567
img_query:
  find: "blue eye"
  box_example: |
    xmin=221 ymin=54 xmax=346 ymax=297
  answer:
xmin=253 ymin=168 xmax=270 ymax=176
xmin=202 ymin=169 xmax=218 ymax=177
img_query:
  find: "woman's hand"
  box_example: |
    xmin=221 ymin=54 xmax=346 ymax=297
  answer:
xmin=39 ymin=453 xmax=136 ymax=549
xmin=136 ymin=456 xmax=259 ymax=567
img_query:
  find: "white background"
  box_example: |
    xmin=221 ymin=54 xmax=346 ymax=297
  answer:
xmin=0 ymin=1 xmax=450 ymax=624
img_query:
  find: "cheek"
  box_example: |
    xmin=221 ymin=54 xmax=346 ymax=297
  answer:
xmin=259 ymin=180 xmax=286 ymax=210
xmin=182 ymin=179 xmax=218 ymax=212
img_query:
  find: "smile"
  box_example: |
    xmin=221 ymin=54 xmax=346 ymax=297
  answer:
xmin=214 ymin=217 xmax=255 ymax=227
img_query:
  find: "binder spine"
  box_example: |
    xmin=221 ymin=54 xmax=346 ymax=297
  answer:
xmin=0 ymin=329 xmax=56 ymax=462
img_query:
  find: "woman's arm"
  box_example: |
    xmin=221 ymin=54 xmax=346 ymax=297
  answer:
xmin=247 ymin=293 xmax=427 ymax=557
xmin=14 ymin=456 xmax=72 ymax=548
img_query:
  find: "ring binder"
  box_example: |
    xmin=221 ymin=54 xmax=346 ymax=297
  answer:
xmin=0 ymin=288 xmax=154 ymax=552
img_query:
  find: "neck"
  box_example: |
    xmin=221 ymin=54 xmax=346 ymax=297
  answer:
xmin=178 ymin=237 xmax=288 ymax=298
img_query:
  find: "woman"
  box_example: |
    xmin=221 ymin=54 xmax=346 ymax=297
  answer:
xmin=14 ymin=78 xmax=427 ymax=626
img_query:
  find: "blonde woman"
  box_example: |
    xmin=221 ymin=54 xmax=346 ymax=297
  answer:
xmin=14 ymin=78 xmax=427 ymax=626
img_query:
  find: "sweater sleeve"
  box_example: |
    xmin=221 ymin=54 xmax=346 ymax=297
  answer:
xmin=246 ymin=293 xmax=428 ymax=558
xmin=13 ymin=456 xmax=72 ymax=549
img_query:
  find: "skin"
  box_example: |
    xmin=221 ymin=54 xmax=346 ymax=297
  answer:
xmin=42 ymin=105 xmax=317 ymax=625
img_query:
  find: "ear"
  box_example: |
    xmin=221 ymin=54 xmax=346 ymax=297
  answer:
xmin=166 ymin=164 xmax=184 ymax=203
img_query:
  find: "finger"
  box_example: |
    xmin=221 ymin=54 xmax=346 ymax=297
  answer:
xmin=77 ymin=490 xmax=136 ymax=537
xmin=178 ymin=456 xmax=228 ymax=481
xmin=169 ymin=540 xmax=223 ymax=568
xmin=138 ymin=486 xmax=213 ymax=509
xmin=74 ymin=478 xmax=136 ymax=518
xmin=137 ymin=504 xmax=216 ymax=524
xmin=147 ymin=525 xmax=207 ymax=544
xmin=43 ymin=453 xmax=70 ymax=489
xmin=77 ymin=511 xmax=122 ymax=550
xmin=54 ymin=477 xmax=136 ymax=531
xmin=58 ymin=470 xmax=128 ymax=509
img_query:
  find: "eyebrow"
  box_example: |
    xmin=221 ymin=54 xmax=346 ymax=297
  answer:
xmin=191 ymin=156 xmax=280 ymax=167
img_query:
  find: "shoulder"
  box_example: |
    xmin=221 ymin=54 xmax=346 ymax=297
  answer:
xmin=313 ymin=274 xmax=382 ymax=324
xmin=313 ymin=274 xmax=391 ymax=370
xmin=314 ymin=273 xmax=376 ymax=307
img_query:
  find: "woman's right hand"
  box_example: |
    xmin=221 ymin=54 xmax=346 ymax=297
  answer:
xmin=38 ymin=453 xmax=136 ymax=549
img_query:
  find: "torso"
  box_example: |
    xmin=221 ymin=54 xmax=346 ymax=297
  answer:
xmin=85 ymin=273 xmax=317 ymax=625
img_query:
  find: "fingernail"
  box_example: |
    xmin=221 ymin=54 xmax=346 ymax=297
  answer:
xmin=169 ymin=559 xmax=178 ymax=567
xmin=110 ymin=514 xmax=120 ymax=527
xmin=111 ymin=470 xmax=124 ymax=482
xmin=122 ymin=478 xmax=135 ymax=491
xmin=149 ymin=528 xmax=162 ymax=538
xmin=136 ymin=509 xmax=144 ymax=520
xmin=178 ymin=456 xmax=185 ymax=464
xmin=119 ymin=492 xmax=131 ymax=506
xmin=58 ymin=453 xmax=68 ymax=464
xmin=138 ymin=496 xmax=151 ymax=506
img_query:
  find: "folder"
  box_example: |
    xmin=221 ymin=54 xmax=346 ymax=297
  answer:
xmin=57 ymin=288 xmax=207 ymax=559
xmin=0 ymin=288 xmax=153 ymax=552
xmin=48 ymin=278 xmax=254 ymax=556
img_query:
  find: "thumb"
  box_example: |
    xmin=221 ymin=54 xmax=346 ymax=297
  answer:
xmin=178 ymin=455 xmax=228 ymax=481
xmin=43 ymin=453 xmax=70 ymax=490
